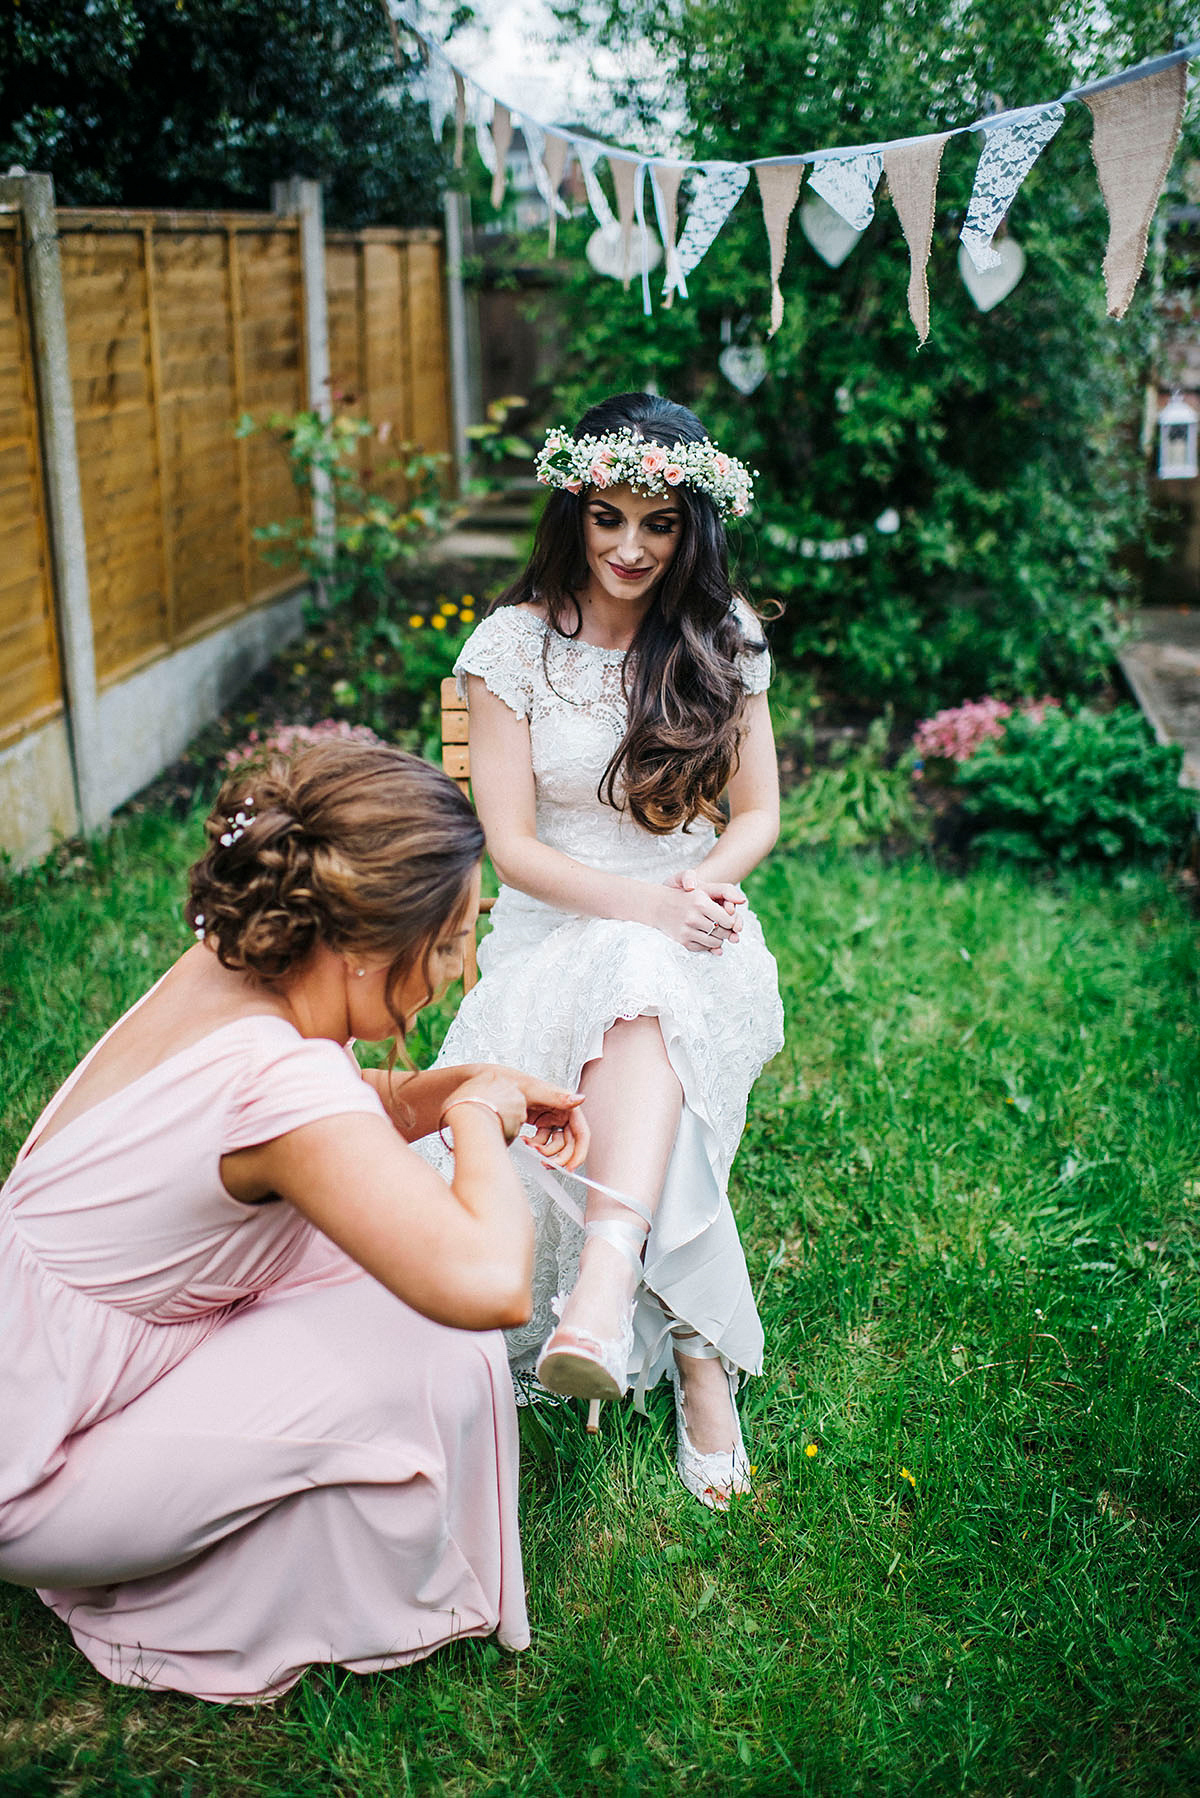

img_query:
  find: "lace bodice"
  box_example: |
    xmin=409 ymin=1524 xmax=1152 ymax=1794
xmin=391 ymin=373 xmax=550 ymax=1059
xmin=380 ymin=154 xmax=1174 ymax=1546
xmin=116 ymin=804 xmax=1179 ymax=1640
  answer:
xmin=454 ymin=603 xmax=770 ymax=884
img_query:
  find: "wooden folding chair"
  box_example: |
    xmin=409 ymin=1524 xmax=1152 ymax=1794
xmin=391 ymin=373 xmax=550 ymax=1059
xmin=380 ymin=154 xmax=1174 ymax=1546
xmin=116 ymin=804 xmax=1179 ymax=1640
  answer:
xmin=440 ymin=676 xmax=494 ymax=991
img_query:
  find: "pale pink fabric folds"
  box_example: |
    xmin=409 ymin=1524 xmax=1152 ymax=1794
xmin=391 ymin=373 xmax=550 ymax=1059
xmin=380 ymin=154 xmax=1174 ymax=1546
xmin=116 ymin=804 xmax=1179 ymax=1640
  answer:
xmin=0 ymin=1012 xmax=528 ymax=1702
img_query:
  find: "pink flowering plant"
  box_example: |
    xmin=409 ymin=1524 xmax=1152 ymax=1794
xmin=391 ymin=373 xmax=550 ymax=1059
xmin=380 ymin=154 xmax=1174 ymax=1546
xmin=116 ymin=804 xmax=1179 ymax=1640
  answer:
xmin=222 ymin=720 xmax=382 ymax=772
xmin=913 ymin=697 xmax=1061 ymax=773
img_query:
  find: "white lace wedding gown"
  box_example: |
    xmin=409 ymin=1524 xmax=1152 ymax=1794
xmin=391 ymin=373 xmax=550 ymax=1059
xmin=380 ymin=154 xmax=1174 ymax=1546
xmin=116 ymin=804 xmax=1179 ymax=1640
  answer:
xmin=421 ymin=604 xmax=785 ymax=1401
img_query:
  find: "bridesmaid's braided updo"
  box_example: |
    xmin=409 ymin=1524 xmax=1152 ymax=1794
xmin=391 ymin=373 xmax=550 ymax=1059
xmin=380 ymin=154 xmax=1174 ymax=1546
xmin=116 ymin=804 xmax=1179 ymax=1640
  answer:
xmin=185 ymin=740 xmax=484 ymax=1029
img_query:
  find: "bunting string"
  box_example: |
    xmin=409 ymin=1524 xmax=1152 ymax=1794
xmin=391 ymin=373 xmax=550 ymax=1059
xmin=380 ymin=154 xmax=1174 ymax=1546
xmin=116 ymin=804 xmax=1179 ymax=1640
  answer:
xmin=387 ymin=2 xmax=1196 ymax=339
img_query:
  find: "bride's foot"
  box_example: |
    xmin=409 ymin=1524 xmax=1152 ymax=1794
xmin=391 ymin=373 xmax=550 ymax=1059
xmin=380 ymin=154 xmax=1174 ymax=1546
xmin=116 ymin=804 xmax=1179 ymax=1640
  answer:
xmin=535 ymin=1206 xmax=650 ymax=1415
xmin=672 ymin=1344 xmax=752 ymax=1510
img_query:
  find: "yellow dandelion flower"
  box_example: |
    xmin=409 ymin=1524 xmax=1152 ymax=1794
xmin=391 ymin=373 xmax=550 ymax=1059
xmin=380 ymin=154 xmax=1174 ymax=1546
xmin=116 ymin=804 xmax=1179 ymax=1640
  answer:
xmin=407 ymin=615 xmax=424 ymax=629
xmin=805 ymin=1443 xmax=818 ymax=1458
xmin=440 ymin=601 xmax=459 ymax=616
xmin=435 ymin=594 xmax=449 ymax=605
xmin=431 ymin=615 xmax=447 ymax=630
xmin=461 ymin=594 xmax=475 ymax=606
xmin=900 ymin=1467 xmax=916 ymax=1487
xmin=461 ymin=610 xmax=476 ymax=624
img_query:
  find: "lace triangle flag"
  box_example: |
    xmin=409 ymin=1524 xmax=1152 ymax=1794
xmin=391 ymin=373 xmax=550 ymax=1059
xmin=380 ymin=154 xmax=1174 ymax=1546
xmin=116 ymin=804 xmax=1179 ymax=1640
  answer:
xmin=609 ymin=156 xmax=642 ymax=288
xmin=883 ymin=133 xmax=950 ymax=344
xmin=807 ymin=149 xmax=883 ymax=232
xmin=1084 ymin=60 xmax=1188 ymax=318
xmin=576 ymin=138 xmax=616 ymax=230
xmin=472 ymin=87 xmax=497 ymax=176
xmin=422 ymin=46 xmax=459 ymax=146
xmin=665 ymin=163 xmax=750 ymax=300
xmin=961 ymin=103 xmax=1065 ymax=271
xmin=650 ymin=163 xmax=688 ymax=305
xmin=755 ymin=162 xmax=805 ymax=336
xmin=490 ymin=103 xmax=513 ymax=209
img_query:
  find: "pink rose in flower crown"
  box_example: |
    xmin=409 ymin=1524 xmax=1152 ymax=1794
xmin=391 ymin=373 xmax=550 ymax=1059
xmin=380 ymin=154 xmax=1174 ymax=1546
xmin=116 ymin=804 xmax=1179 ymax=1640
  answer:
xmin=589 ymin=462 xmax=612 ymax=487
xmin=713 ymin=453 xmax=731 ymax=476
xmin=663 ymin=463 xmax=684 ymax=485
xmin=641 ymin=447 xmax=668 ymax=476
xmin=732 ymin=493 xmax=749 ymax=517
xmin=565 ymin=477 xmax=584 ymax=494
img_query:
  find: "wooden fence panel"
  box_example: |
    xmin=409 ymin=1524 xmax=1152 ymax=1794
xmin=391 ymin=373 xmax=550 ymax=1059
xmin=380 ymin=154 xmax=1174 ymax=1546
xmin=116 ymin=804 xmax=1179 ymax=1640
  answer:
xmin=3 ymin=205 xmax=449 ymax=735
xmin=406 ymin=239 xmax=451 ymax=464
xmin=61 ymin=225 xmax=167 ymax=682
xmin=0 ymin=216 xmax=63 ymax=745
xmin=327 ymin=229 xmax=451 ymax=510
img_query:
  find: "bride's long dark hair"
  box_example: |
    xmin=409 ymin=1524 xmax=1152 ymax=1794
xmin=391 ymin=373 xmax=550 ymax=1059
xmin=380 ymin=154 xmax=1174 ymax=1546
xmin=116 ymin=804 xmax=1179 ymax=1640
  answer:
xmin=493 ymin=392 xmax=767 ymax=835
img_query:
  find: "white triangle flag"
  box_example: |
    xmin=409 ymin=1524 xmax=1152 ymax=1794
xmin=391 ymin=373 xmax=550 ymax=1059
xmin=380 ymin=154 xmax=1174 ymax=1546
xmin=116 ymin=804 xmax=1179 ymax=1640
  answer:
xmin=807 ymin=149 xmax=883 ymax=232
xmin=961 ymin=103 xmax=1065 ymax=272
xmin=665 ymin=163 xmax=749 ymax=299
xmin=575 ymin=138 xmax=616 ymax=230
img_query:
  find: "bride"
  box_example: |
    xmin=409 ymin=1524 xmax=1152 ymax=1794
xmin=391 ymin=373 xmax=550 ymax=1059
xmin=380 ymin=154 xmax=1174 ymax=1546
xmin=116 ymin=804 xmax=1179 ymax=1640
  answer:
xmin=426 ymin=391 xmax=784 ymax=1508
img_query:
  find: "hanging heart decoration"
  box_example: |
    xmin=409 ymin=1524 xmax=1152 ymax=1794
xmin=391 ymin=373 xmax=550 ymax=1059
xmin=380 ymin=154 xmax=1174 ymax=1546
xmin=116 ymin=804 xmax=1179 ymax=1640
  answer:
xmin=798 ymin=193 xmax=866 ymax=268
xmin=957 ymin=236 xmax=1026 ymax=312
xmin=719 ymin=343 xmax=768 ymax=394
xmin=586 ymin=221 xmax=662 ymax=282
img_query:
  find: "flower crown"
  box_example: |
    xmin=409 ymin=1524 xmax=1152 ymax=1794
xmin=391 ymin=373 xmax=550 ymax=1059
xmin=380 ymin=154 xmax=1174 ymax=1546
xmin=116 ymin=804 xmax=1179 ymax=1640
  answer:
xmin=535 ymin=427 xmax=755 ymax=520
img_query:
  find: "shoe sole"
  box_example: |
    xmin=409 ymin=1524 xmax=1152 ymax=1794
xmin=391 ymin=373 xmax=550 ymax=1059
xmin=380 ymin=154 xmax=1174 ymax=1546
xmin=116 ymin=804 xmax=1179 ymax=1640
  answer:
xmin=536 ymin=1350 xmax=624 ymax=1403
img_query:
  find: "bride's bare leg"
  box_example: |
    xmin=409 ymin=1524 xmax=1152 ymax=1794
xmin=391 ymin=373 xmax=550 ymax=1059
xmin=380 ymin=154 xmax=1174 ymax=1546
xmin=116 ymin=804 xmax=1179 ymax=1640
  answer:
xmin=556 ymin=1016 xmax=682 ymax=1348
xmin=566 ymin=1017 xmax=739 ymax=1455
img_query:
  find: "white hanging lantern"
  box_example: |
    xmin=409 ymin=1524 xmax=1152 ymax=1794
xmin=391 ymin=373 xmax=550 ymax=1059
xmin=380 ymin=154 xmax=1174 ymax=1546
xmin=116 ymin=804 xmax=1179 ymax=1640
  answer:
xmin=1156 ymin=392 xmax=1200 ymax=480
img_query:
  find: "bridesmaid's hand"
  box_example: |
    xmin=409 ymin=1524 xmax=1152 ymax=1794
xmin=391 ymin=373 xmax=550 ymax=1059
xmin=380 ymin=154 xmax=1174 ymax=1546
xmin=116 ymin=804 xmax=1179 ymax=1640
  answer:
xmin=485 ymin=1068 xmax=590 ymax=1172
xmin=655 ymin=869 xmax=745 ymax=954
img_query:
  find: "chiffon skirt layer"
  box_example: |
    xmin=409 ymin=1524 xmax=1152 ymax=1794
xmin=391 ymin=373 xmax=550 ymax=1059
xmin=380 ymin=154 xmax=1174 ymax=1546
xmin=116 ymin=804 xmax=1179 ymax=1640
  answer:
xmin=427 ymin=889 xmax=785 ymax=1398
xmin=1 ymin=1247 xmax=528 ymax=1703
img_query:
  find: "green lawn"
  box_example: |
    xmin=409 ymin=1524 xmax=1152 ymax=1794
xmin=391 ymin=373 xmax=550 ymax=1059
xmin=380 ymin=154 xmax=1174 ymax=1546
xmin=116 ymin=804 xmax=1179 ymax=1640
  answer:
xmin=2 ymin=813 xmax=1198 ymax=1796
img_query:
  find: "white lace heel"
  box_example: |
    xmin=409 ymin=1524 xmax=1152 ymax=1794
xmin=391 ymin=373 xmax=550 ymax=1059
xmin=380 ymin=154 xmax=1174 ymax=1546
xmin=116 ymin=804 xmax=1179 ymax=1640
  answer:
xmin=671 ymin=1329 xmax=752 ymax=1511
xmin=535 ymin=1197 xmax=652 ymax=1432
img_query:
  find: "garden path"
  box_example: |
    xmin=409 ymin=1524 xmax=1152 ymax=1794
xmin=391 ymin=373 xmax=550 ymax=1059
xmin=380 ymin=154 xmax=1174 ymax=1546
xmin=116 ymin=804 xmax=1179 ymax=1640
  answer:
xmin=1120 ymin=607 xmax=1200 ymax=790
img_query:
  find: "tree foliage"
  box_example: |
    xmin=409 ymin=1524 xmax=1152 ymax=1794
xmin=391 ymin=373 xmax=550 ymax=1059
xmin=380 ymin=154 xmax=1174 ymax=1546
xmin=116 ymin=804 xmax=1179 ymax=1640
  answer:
xmin=545 ymin=0 xmax=1200 ymax=711
xmin=0 ymin=0 xmax=444 ymax=228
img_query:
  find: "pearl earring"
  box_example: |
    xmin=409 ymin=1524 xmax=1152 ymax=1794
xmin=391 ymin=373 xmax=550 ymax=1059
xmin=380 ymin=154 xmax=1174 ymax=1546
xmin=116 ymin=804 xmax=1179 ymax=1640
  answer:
xmin=355 ymin=968 xmax=367 ymax=978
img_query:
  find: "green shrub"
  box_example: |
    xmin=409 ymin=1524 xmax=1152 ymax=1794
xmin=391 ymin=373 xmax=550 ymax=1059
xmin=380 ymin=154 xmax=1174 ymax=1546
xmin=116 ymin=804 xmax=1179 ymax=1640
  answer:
xmin=778 ymin=716 xmax=925 ymax=850
xmin=954 ymin=705 xmax=1196 ymax=865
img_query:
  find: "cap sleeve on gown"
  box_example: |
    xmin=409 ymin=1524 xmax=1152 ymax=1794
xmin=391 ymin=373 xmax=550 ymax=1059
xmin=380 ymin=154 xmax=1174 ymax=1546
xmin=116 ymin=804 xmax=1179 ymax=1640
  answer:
xmin=454 ymin=608 xmax=542 ymax=720
xmin=221 ymin=1021 xmax=386 ymax=1155
xmin=732 ymin=597 xmax=771 ymax=695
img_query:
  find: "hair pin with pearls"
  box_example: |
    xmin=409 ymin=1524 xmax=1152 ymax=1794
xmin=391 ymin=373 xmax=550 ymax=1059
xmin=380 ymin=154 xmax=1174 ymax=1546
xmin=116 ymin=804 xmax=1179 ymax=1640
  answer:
xmin=219 ymin=794 xmax=256 ymax=848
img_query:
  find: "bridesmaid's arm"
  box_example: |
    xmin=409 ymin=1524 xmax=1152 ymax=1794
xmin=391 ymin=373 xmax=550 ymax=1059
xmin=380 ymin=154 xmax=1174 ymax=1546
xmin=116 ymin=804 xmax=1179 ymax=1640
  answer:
xmin=362 ymin=1063 xmax=589 ymax=1164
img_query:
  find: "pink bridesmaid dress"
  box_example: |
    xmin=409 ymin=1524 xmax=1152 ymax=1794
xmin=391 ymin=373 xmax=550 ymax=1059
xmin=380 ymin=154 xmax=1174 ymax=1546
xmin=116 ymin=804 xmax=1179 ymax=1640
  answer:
xmin=0 ymin=1003 xmax=529 ymax=1703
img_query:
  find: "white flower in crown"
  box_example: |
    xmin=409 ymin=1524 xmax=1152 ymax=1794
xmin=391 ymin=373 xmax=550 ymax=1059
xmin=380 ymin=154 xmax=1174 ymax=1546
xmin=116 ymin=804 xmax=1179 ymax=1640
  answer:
xmin=535 ymin=425 xmax=756 ymax=521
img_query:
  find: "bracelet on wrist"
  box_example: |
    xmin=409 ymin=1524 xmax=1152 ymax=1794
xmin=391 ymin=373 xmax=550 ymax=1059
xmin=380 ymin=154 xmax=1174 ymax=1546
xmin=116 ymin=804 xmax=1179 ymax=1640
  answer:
xmin=438 ymin=1095 xmax=516 ymax=1151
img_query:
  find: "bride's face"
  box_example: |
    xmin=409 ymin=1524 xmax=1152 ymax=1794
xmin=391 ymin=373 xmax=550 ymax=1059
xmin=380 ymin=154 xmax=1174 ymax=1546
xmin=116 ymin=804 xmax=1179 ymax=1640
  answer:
xmin=581 ymin=482 xmax=682 ymax=605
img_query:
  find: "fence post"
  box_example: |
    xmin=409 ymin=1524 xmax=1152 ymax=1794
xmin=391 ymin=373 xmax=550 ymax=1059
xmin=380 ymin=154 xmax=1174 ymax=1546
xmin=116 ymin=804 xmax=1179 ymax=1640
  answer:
xmin=273 ymin=177 xmax=334 ymax=576
xmin=442 ymin=189 xmax=473 ymax=493
xmin=0 ymin=172 xmax=107 ymax=837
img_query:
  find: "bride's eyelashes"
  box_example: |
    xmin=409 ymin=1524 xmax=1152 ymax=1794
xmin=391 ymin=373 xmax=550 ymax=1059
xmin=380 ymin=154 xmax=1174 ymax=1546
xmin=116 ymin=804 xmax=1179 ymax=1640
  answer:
xmin=588 ymin=508 xmax=679 ymax=536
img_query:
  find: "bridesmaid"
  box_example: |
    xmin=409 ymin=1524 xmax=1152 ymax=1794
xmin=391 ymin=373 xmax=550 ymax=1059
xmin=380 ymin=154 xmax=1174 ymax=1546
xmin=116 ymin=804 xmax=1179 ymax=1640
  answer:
xmin=0 ymin=740 xmax=586 ymax=1703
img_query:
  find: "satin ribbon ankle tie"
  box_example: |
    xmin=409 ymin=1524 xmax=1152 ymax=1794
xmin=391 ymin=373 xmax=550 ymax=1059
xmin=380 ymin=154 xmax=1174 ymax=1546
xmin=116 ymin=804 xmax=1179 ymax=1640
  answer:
xmin=511 ymin=1133 xmax=653 ymax=1231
